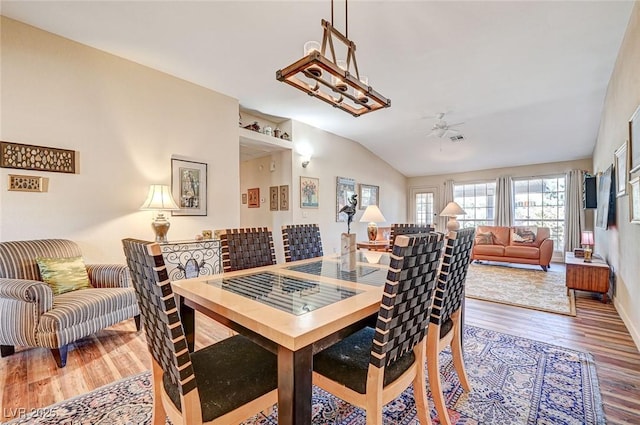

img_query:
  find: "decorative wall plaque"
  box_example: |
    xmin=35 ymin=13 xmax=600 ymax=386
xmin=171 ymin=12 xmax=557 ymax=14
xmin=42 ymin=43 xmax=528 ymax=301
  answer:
xmin=1 ymin=141 xmax=76 ymax=174
xmin=8 ymin=174 xmax=48 ymax=192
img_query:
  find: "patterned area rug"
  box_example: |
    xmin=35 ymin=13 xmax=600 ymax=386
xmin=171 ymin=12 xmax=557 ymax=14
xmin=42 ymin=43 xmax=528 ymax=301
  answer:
xmin=465 ymin=262 xmax=576 ymax=316
xmin=6 ymin=326 xmax=604 ymax=425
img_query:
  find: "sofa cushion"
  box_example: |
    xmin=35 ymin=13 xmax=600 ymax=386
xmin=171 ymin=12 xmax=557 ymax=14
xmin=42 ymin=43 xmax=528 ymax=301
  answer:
xmin=473 ymin=245 xmax=505 ymax=257
xmin=511 ymin=226 xmax=537 ymax=245
xmin=37 ymin=288 xmax=138 ymax=331
xmin=474 ymin=232 xmax=495 ymax=245
xmin=36 ymin=256 xmax=93 ymax=295
xmin=504 ymin=245 xmax=540 ymax=259
xmin=477 ymin=226 xmax=510 ymax=246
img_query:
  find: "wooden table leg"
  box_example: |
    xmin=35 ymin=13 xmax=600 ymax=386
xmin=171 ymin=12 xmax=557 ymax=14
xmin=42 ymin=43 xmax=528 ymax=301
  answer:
xmin=179 ymin=296 xmax=195 ymax=352
xmin=277 ymin=344 xmax=313 ymax=425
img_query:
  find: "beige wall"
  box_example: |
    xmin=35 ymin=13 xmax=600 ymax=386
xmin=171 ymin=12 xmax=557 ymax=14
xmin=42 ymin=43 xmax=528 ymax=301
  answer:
xmin=239 ymin=121 xmax=408 ymax=260
xmin=408 ymin=158 xmax=593 ymax=231
xmin=593 ymin=3 xmax=640 ymax=348
xmin=0 ymin=17 xmax=241 ymax=262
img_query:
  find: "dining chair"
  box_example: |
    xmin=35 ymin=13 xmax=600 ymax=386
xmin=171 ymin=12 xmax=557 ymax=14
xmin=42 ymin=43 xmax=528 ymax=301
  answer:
xmin=312 ymin=232 xmax=445 ymax=425
xmin=427 ymin=227 xmax=476 ymax=425
xmin=390 ymin=223 xmax=435 ymax=249
xmin=281 ymin=224 xmax=323 ymax=262
xmin=218 ymin=227 xmax=276 ymax=272
xmin=122 ymin=238 xmax=278 ymax=425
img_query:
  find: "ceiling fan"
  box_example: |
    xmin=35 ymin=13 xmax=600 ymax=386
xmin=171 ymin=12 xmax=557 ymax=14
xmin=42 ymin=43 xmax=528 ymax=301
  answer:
xmin=427 ymin=112 xmax=464 ymax=138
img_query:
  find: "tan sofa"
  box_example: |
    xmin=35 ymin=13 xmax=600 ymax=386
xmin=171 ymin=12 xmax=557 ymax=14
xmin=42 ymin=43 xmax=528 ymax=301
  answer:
xmin=471 ymin=226 xmax=554 ymax=271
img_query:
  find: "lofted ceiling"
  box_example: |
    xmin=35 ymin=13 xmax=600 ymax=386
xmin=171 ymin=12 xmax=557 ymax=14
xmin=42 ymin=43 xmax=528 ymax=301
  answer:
xmin=1 ymin=0 xmax=634 ymax=177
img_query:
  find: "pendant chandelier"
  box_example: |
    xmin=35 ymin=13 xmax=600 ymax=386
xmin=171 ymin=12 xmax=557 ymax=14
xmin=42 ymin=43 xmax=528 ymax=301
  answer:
xmin=276 ymin=0 xmax=391 ymax=117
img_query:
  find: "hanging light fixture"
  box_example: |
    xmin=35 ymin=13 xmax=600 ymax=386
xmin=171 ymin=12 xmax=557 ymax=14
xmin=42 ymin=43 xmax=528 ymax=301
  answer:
xmin=276 ymin=0 xmax=391 ymax=117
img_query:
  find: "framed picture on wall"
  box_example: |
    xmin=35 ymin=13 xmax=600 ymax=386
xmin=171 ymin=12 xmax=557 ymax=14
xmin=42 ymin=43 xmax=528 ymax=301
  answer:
xmin=336 ymin=176 xmax=356 ymax=221
xmin=171 ymin=158 xmax=207 ymax=216
xmin=358 ymin=184 xmax=379 ymax=209
xmin=614 ymin=140 xmax=628 ymax=197
xmin=300 ymin=177 xmax=319 ymax=208
xmin=630 ymin=176 xmax=640 ymax=224
xmin=269 ymin=186 xmax=279 ymax=211
xmin=279 ymin=185 xmax=289 ymax=210
xmin=630 ymin=104 xmax=640 ymax=173
xmin=248 ymin=187 xmax=260 ymax=208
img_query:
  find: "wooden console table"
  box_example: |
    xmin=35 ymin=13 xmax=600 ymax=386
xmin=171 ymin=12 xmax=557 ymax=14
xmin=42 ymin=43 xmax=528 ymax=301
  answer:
xmin=565 ymin=252 xmax=610 ymax=303
xmin=356 ymin=240 xmax=390 ymax=251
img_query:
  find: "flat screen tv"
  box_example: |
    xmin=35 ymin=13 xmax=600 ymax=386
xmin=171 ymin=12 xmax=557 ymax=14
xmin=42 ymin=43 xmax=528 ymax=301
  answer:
xmin=596 ymin=164 xmax=616 ymax=229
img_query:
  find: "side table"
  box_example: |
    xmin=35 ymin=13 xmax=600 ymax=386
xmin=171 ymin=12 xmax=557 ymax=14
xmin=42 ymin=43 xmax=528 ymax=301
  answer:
xmin=356 ymin=240 xmax=391 ymax=251
xmin=565 ymin=252 xmax=610 ymax=303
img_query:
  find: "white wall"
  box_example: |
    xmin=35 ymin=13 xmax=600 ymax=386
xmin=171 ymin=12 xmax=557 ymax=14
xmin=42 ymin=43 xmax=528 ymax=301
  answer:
xmin=0 ymin=17 xmax=240 ymax=262
xmin=592 ymin=3 xmax=640 ymax=349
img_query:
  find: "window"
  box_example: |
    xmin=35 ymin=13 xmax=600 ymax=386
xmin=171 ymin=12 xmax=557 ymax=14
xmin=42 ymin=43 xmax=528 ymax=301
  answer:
xmin=414 ymin=191 xmax=435 ymax=225
xmin=513 ymin=176 xmax=565 ymax=252
xmin=453 ymin=182 xmax=496 ymax=228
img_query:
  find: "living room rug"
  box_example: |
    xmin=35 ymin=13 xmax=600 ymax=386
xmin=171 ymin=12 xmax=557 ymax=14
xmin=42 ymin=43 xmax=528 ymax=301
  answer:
xmin=5 ymin=326 xmax=604 ymax=425
xmin=465 ymin=262 xmax=576 ymax=316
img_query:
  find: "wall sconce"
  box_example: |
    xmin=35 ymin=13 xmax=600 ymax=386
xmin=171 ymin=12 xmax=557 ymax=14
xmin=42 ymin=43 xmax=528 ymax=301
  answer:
xmin=140 ymin=184 xmax=180 ymax=243
xmin=301 ymin=155 xmax=311 ymax=168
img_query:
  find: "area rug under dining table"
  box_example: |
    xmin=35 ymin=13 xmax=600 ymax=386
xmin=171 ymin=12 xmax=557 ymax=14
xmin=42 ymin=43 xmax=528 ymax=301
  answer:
xmin=465 ymin=262 xmax=576 ymax=316
xmin=5 ymin=325 xmax=604 ymax=424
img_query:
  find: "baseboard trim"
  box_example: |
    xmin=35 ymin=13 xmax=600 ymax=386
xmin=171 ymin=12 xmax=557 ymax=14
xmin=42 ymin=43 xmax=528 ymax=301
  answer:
xmin=614 ymin=296 xmax=640 ymax=352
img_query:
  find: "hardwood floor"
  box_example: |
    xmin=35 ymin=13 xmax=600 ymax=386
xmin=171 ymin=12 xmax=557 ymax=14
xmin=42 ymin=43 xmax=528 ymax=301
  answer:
xmin=1 ymin=292 xmax=639 ymax=423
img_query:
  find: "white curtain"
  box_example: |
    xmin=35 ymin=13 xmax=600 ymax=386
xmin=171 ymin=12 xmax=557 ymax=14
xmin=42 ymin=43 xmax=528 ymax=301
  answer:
xmin=565 ymin=169 xmax=585 ymax=251
xmin=495 ymin=176 xmax=513 ymax=226
xmin=440 ymin=179 xmax=454 ymax=232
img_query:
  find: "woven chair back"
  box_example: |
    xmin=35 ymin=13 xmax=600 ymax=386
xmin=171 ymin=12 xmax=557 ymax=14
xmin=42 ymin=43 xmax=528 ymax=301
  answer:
xmin=430 ymin=228 xmax=476 ymax=326
xmin=282 ymin=224 xmax=323 ymax=262
xmin=370 ymin=232 xmax=445 ymax=369
xmin=218 ymin=227 xmax=276 ymax=272
xmin=122 ymin=238 xmax=197 ymax=398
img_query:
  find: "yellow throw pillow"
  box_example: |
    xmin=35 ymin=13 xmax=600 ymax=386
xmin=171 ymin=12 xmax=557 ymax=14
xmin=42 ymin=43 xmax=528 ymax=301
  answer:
xmin=36 ymin=256 xmax=93 ymax=295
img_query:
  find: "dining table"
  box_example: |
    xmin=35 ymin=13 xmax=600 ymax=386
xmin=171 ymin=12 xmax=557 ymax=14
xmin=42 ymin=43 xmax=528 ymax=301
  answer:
xmin=171 ymin=250 xmax=392 ymax=425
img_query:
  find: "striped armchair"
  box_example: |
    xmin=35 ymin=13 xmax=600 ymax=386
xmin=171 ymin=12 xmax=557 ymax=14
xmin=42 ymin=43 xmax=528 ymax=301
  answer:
xmin=0 ymin=239 xmax=140 ymax=367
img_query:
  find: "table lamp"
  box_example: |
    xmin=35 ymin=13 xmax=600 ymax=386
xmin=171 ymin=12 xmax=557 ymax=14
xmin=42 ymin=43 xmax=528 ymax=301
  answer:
xmin=581 ymin=230 xmax=594 ymax=263
xmin=360 ymin=205 xmax=386 ymax=241
xmin=440 ymin=201 xmax=466 ymax=231
xmin=140 ymin=184 xmax=180 ymax=243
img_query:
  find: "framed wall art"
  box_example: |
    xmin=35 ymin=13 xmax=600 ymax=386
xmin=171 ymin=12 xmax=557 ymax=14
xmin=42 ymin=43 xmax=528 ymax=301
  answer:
xmin=336 ymin=176 xmax=356 ymax=221
xmin=614 ymin=140 xmax=628 ymax=197
xmin=630 ymin=104 xmax=640 ymax=173
xmin=595 ymin=164 xmax=615 ymax=229
xmin=8 ymin=174 xmax=49 ymax=192
xmin=358 ymin=184 xmax=379 ymax=209
xmin=248 ymin=187 xmax=260 ymax=208
xmin=630 ymin=176 xmax=640 ymax=224
xmin=279 ymin=185 xmax=289 ymax=210
xmin=171 ymin=158 xmax=207 ymax=216
xmin=269 ymin=186 xmax=279 ymax=211
xmin=1 ymin=141 xmax=76 ymax=174
xmin=300 ymin=177 xmax=319 ymax=208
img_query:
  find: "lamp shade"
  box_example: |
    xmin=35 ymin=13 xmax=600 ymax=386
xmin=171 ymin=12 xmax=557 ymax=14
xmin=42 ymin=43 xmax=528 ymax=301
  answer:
xmin=439 ymin=201 xmax=466 ymax=217
xmin=360 ymin=205 xmax=386 ymax=223
xmin=581 ymin=230 xmax=594 ymax=246
xmin=140 ymin=185 xmax=179 ymax=210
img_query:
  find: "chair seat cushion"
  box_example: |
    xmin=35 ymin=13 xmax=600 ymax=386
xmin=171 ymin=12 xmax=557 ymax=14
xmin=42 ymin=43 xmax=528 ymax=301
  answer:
xmin=37 ymin=288 xmax=137 ymax=332
xmin=313 ymin=327 xmax=415 ymax=394
xmin=163 ymin=334 xmax=277 ymax=422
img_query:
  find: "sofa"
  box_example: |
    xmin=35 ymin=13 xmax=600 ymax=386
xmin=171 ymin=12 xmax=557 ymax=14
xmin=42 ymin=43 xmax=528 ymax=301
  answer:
xmin=471 ymin=226 xmax=554 ymax=271
xmin=0 ymin=239 xmax=140 ymax=367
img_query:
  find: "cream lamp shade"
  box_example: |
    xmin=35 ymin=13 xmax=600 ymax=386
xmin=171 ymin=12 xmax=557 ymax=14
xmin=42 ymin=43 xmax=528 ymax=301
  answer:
xmin=439 ymin=201 xmax=466 ymax=232
xmin=140 ymin=184 xmax=180 ymax=243
xmin=359 ymin=205 xmax=386 ymax=241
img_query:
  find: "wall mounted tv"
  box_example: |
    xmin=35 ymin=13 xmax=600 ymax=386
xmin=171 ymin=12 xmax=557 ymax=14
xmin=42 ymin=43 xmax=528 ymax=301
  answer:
xmin=595 ymin=164 xmax=616 ymax=229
